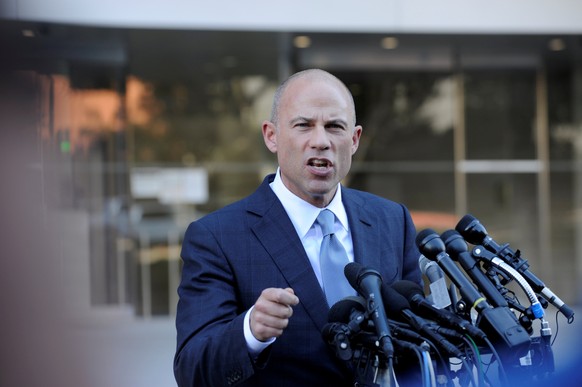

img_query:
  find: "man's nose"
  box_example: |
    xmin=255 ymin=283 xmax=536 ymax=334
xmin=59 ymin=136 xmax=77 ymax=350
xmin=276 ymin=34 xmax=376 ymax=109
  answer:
xmin=309 ymin=125 xmax=330 ymax=149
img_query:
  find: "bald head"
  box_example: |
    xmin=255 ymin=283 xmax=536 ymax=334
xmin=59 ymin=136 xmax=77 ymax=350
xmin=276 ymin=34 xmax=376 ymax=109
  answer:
xmin=270 ymin=69 xmax=357 ymax=128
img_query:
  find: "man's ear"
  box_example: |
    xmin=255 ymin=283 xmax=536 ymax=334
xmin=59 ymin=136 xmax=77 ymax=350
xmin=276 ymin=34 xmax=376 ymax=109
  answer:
xmin=262 ymin=121 xmax=278 ymax=154
xmin=351 ymin=125 xmax=363 ymax=155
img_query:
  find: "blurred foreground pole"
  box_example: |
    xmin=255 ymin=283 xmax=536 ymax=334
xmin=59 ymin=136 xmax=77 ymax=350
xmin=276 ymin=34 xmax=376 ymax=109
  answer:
xmin=0 ymin=70 xmax=89 ymax=386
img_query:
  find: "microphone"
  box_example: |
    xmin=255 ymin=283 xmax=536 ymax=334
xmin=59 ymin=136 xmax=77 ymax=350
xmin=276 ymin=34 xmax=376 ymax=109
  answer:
xmin=441 ymin=229 xmax=509 ymax=309
xmin=470 ymin=246 xmax=545 ymax=320
xmin=327 ymin=296 xmax=371 ymax=334
xmin=321 ymin=322 xmax=353 ymax=361
xmin=456 ymin=214 xmax=574 ymax=322
xmin=344 ymin=262 xmax=394 ymax=358
xmin=416 ymin=229 xmax=487 ymax=311
xmin=416 ymin=228 xmax=531 ymax=361
xmin=381 ymin=284 xmax=464 ymax=358
xmin=324 ymin=296 xmax=370 ymax=361
xmin=328 ymin=296 xmax=367 ymax=324
xmin=419 ymin=254 xmax=451 ymax=309
xmin=391 ymin=279 xmax=487 ymax=340
xmin=419 ymin=254 xmax=445 ymax=283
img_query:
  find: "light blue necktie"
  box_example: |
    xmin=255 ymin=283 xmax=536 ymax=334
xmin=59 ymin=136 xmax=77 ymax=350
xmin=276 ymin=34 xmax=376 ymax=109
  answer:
xmin=317 ymin=209 xmax=353 ymax=307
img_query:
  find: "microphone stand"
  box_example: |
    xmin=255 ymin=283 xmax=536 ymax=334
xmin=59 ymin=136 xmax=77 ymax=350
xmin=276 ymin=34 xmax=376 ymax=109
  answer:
xmin=324 ymin=301 xmax=394 ymax=386
xmin=349 ymin=332 xmax=392 ymax=387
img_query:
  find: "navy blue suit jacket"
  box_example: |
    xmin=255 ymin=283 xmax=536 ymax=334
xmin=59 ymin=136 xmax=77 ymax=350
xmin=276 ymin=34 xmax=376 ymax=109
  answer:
xmin=174 ymin=174 xmax=421 ymax=386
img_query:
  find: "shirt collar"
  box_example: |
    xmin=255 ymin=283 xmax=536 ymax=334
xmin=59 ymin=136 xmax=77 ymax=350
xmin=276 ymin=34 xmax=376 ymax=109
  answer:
xmin=270 ymin=168 xmax=349 ymax=238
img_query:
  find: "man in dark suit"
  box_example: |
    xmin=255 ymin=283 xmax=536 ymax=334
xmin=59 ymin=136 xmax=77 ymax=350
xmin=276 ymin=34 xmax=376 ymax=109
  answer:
xmin=174 ymin=69 xmax=421 ymax=386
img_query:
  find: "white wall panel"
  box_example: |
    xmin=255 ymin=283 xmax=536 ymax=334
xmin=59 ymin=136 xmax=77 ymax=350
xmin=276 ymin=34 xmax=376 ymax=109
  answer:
xmin=1 ymin=0 xmax=581 ymax=34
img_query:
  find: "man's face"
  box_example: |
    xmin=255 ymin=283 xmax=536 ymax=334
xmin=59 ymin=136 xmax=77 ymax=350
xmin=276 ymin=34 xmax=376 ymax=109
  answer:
xmin=262 ymin=76 xmax=362 ymax=207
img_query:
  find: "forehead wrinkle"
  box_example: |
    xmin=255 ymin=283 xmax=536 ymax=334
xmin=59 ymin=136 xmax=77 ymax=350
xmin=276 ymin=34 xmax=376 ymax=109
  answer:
xmin=289 ymin=115 xmax=346 ymax=123
xmin=288 ymin=109 xmax=349 ymax=124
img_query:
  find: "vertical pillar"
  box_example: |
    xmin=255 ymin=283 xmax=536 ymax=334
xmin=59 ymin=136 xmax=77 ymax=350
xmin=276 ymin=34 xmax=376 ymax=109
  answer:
xmin=536 ymin=68 xmax=552 ymax=287
xmin=168 ymin=229 xmax=181 ymax=317
xmin=573 ymin=64 xmax=582 ymax=303
xmin=454 ymin=72 xmax=467 ymax=217
xmin=140 ymin=231 xmax=152 ymax=318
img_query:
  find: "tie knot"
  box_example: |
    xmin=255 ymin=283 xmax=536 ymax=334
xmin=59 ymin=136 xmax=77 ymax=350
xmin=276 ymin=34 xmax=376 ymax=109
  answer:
xmin=317 ymin=209 xmax=335 ymax=236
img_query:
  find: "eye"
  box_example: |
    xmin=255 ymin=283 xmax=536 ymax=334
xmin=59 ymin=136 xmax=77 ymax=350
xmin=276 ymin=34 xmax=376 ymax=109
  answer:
xmin=294 ymin=121 xmax=312 ymax=130
xmin=326 ymin=123 xmax=346 ymax=131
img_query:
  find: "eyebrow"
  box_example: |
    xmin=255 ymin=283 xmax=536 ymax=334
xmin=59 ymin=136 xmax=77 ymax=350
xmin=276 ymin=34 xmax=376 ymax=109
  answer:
xmin=289 ymin=116 xmax=349 ymax=127
xmin=326 ymin=118 xmax=349 ymax=127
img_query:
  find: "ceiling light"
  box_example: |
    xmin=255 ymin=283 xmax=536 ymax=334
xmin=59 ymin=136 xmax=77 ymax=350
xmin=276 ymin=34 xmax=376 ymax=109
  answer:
xmin=293 ymin=36 xmax=311 ymax=49
xmin=381 ymin=37 xmax=399 ymax=50
xmin=548 ymin=38 xmax=566 ymax=51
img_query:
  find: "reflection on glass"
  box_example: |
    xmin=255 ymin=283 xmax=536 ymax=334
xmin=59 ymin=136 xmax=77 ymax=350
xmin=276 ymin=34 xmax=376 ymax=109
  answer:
xmin=25 ymin=27 xmax=581 ymax=317
xmin=337 ymin=71 xmax=455 ymax=163
xmin=331 ymin=71 xmax=457 ymax=232
xmin=465 ymin=71 xmax=536 ymax=160
xmin=466 ymin=173 xmax=539 ymax=262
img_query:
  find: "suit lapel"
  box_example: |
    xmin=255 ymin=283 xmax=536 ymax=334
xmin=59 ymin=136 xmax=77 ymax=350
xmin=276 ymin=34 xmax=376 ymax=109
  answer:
xmin=248 ymin=177 xmax=329 ymax=331
xmin=342 ymin=188 xmax=384 ymax=275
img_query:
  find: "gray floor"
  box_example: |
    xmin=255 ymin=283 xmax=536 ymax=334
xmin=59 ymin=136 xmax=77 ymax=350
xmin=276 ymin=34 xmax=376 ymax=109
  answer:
xmin=68 ymin=313 xmax=177 ymax=387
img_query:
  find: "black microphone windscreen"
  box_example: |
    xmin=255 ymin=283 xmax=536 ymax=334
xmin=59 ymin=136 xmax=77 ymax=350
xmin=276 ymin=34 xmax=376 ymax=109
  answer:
xmin=328 ymin=296 xmax=366 ymax=323
xmin=415 ymin=228 xmax=437 ymax=248
xmin=416 ymin=228 xmax=447 ymax=259
xmin=441 ymin=229 xmax=460 ymax=245
xmin=344 ymin=261 xmax=363 ymax=289
xmin=455 ymin=214 xmax=477 ymax=234
xmin=391 ymin=280 xmax=424 ymax=303
xmin=455 ymin=215 xmax=491 ymax=246
xmin=441 ymin=229 xmax=469 ymax=256
xmin=381 ymin=284 xmax=411 ymax=316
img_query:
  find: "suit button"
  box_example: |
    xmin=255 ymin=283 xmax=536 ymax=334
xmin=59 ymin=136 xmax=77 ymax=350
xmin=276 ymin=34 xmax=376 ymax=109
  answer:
xmin=226 ymin=370 xmax=242 ymax=385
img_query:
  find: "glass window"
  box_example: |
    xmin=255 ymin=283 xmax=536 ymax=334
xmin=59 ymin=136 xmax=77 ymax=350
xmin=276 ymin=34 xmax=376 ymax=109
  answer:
xmin=465 ymin=71 xmax=537 ymax=160
xmin=336 ymin=71 xmax=455 ymax=162
xmin=334 ymin=71 xmax=457 ymax=231
xmin=17 ymin=24 xmax=581 ymax=316
xmin=549 ymin=171 xmax=576 ymax=300
xmin=465 ymin=173 xmax=540 ymax=262
xmin=125 ymin=30 xmax=281 ymax=315
xmin=547 ymin=63 xmax=578 ymax=302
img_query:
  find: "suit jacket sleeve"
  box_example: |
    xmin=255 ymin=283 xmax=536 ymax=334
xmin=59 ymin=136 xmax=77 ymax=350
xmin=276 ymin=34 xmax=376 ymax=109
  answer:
xmin=174 ymin=219 xmax=256 ymax=387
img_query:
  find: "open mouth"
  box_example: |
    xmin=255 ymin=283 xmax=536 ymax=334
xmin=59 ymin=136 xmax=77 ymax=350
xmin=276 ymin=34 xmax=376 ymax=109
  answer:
xmin=307 ymin=158 xmax=332 ymax=172
xmin=309 ymin=159 xmax=330 ymax=167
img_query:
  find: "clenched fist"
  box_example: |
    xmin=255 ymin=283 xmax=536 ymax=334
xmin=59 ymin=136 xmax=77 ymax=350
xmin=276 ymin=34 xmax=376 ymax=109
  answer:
xmin=250 ymin=287 xmax=299 ymax=342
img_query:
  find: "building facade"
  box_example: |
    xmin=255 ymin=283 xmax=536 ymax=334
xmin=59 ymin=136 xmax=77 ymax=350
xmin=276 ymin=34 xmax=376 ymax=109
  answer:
xmin=2 ymin=1 xmax=581 ymax=318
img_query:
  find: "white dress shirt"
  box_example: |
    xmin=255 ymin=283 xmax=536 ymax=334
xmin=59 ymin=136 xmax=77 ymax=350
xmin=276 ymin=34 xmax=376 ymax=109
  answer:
xmin=244 ymin=169 xmax=354 ymax=355
xmin=270 ymin=169 xmax=354 ymax=288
